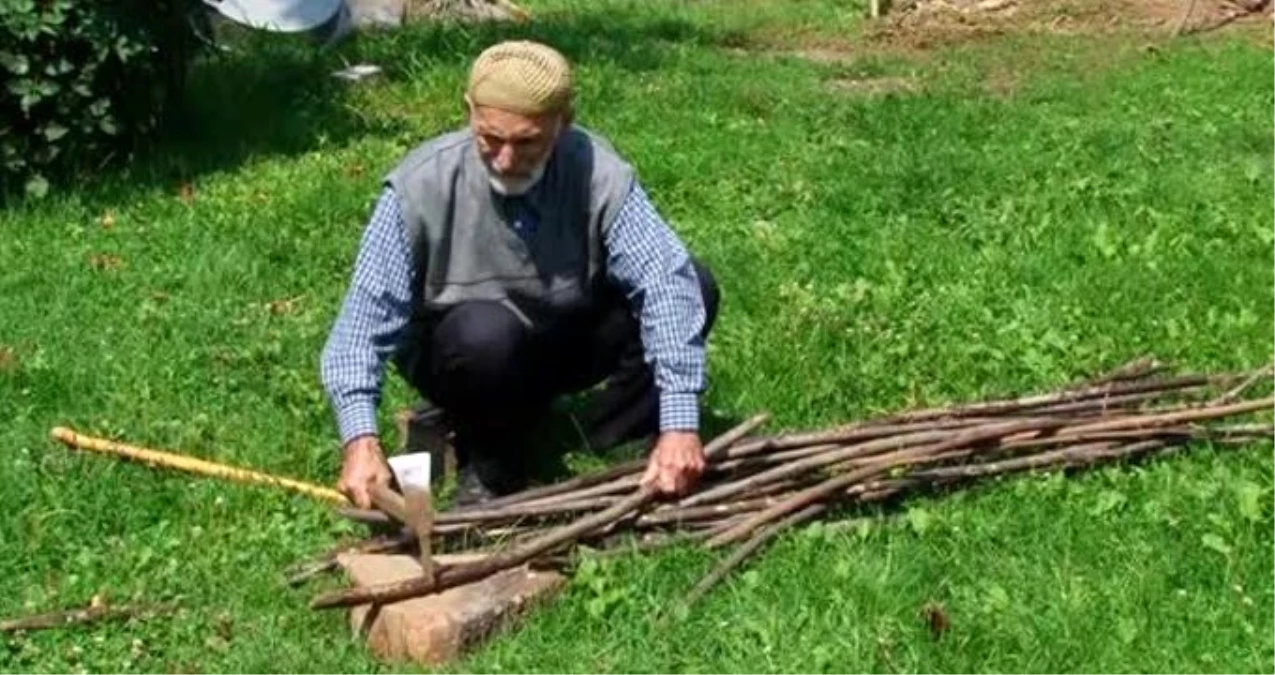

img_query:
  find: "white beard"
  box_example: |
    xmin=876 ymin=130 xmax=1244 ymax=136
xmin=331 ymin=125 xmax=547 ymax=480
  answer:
xmin=485 ymin=159 xmax=547 ymax=196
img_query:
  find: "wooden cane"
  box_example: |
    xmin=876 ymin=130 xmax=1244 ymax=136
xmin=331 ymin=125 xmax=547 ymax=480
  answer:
xmin=50 ymin=426 xmax=349 ymax=504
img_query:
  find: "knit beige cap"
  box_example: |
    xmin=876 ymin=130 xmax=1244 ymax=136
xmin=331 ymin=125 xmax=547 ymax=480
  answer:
xmin=467 ymin=41 xmax=573 ymax=115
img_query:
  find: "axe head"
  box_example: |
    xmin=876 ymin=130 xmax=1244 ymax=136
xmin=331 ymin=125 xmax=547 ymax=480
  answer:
xmin=388 ymin=452 xmax=432 ymax=492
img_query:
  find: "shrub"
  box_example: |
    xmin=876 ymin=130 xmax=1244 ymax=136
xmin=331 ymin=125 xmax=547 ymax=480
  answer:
xmin=0 ymin=0 xmax=197 ymax=197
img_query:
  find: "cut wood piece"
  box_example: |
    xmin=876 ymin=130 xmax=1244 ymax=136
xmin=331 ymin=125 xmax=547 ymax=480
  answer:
xmin=338 ymin=553 xmax=565 ymax=666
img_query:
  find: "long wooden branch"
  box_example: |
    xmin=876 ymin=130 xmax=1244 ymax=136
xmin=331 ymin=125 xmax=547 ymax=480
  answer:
xmin=721 ymin=417 xmax=992 ymax=460
xmin=464 ymin=457 xmax=647 ymax=511
xmin=638 ymin=496 xmax=778 ymax=527
xmin=1029 ymin=390 xmax=1175 ymax=416
xmin=1059 ymin=398 xmax=1273 ymax=436
xmin=681 ymin=429 xmax=951 ymax=507
xmin=516 ymin=475 xmax=642 ymax=508
xmin=1 ymin=602 xmax=175 ymax=633
xmin=706 ymin=418 xmax=1066 ymax=547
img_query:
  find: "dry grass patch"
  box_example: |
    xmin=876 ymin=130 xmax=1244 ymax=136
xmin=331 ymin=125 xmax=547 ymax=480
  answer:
xmin=825 ymin=74 xmax=921 ymax=95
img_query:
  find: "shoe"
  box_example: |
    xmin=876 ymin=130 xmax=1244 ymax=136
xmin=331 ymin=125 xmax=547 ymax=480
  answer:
xmin=398 ymin=404 xmax=452 ymax=457
xmin=454 ymin=465 xmax=497 ymax=507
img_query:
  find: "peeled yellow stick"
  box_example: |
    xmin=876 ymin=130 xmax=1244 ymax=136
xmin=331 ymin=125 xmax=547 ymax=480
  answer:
xmin=50 ymin=426 xmax=350 ymax=505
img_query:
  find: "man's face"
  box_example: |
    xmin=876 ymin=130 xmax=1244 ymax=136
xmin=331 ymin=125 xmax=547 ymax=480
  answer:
xmin=469 ymin=103 xmax=567 ymax=195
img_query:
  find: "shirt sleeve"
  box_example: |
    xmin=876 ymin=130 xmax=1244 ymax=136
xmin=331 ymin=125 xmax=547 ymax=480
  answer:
xmin=604 ymin=182 xmax=707 ymax=432
xmin=320 ymin=187 xmax=417 ymax=446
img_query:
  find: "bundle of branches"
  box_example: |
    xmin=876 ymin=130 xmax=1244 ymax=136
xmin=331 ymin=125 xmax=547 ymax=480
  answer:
xmin=299 ymin=359 xmax=1272 ymax=611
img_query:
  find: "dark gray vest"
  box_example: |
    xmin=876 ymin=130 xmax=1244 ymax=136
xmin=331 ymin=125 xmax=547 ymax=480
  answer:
xmin=385 ymin=126 xmax=635 ymax=332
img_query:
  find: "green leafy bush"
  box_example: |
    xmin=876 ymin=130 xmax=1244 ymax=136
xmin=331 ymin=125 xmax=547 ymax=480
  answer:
xmin=0 ymin=0 xmax=196 ymax=197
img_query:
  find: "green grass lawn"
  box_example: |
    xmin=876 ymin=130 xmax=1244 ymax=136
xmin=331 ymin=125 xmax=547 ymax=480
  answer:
xmin=1 ymin=0 xmax=1272 ymax=671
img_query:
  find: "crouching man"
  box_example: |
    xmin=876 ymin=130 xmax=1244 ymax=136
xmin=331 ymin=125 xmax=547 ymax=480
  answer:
xmin=320 ymin=40 xmax=720 ymax=507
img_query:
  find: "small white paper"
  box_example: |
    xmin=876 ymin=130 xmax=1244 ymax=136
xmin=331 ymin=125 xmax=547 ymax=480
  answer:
xmin=388 ymin=452 xmax=431 ymax=491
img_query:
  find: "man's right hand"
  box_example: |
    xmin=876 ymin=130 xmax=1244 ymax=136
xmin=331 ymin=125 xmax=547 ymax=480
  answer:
xmin=338 ymin=435 xmax=392 ymax=509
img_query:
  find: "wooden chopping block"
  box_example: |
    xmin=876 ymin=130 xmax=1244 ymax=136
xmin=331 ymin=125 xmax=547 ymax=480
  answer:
xmin=337 ymin=553 xmax=566 ymax=666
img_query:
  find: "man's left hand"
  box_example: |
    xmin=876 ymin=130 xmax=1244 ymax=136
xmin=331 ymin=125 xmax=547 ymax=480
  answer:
xmin=641 ymin=431 xmax=706 ymax=496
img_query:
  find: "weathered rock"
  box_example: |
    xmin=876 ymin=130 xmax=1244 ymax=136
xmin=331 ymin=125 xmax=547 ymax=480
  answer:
xmin=338 ymin=553 xmax=566 ymax=666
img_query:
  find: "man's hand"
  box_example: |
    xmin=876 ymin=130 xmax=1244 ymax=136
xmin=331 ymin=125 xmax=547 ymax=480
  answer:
xmin=641 ymin=431 xmax=706 ymax=497
xmin=339 ymin=435 xmax=392 ymax=509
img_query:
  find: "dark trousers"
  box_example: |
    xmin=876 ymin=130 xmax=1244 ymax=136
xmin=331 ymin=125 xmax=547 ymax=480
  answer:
xmin=395 ymin=259 xmax=720 ymax=492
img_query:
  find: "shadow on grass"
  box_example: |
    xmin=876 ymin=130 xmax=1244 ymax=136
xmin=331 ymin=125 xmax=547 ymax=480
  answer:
xmin=114 ymin=7 xmax=727 ymax=193
xmin=389 ymin=388 xmax=747 ymax=508
xmin=350 ymin=8 xmax=723 ymax=76
xmin=523 ymin=396 xmax=747 ymax=488
xmin=154 ymin=32 xmax=366 ymax=178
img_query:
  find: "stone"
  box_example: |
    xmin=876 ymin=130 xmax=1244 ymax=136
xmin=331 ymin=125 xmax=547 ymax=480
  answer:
xmin=338 ymin=553 xmax=567 ymax=666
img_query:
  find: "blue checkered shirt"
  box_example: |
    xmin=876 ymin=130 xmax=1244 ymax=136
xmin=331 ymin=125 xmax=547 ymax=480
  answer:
xmin=320 ymin=182 xmax=707 ymax=445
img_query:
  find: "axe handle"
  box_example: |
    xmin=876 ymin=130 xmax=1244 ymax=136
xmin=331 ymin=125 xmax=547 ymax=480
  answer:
xmin=368 ymin=483 xmax=408 ymax=522
xmin=404 ymin=488 xmax=436 ymax=585
xmin=369 ymin=483 xmax=435 ymax=584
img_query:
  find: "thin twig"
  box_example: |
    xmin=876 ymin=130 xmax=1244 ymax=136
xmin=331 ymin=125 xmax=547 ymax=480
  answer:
xmin=1208 ymin=366 xmax=1273 ymax=405
xmin=681 ymin=504 xmax=825 ymax=609
xmin=286 ymin=534 xmax=413 ymax=587
xmin=875 ymin=373 xmax=1225 ymax=424
xmin=1063 ymin=356 xmax=1164 ymax=390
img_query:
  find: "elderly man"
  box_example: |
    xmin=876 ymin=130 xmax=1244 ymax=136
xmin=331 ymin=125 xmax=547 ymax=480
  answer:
xmin=321 ymin=40 xmax=719 ymax=508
